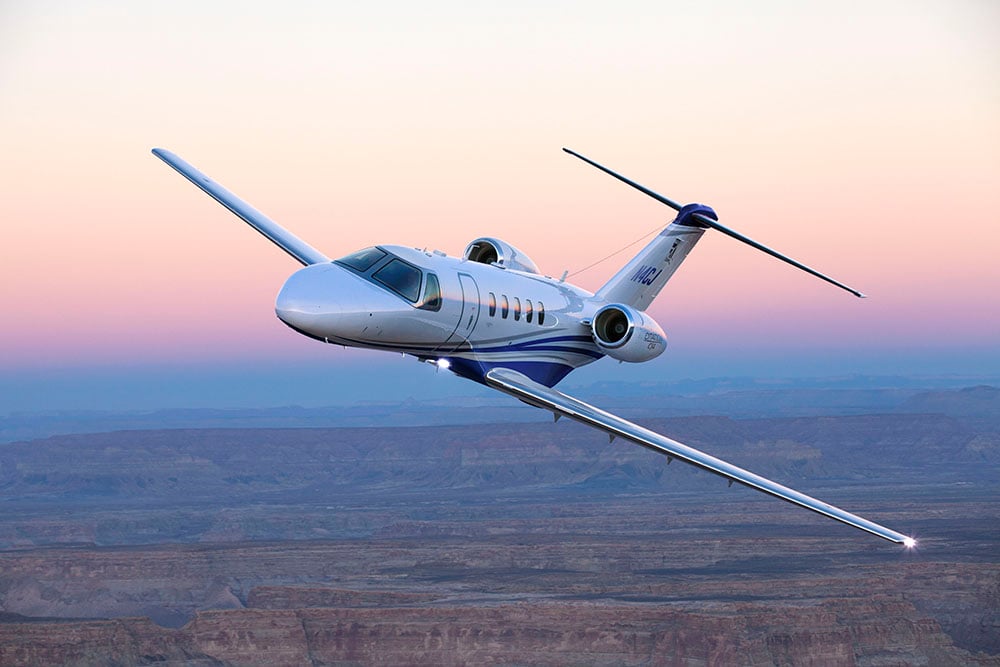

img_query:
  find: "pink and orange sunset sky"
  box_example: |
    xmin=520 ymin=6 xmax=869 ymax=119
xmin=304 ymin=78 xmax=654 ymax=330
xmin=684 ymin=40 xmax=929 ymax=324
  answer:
xmin=1 ymin=2 xmax=998 ymax=410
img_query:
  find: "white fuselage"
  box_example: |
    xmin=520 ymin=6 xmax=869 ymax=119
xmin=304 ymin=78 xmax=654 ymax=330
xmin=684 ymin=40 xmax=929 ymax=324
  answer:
xmin=275 ymin=244 xmax=607 ymax=386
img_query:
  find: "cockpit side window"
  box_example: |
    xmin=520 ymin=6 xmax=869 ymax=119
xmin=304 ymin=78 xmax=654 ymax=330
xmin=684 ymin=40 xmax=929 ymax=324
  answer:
xmin=335 ymin=247 xmax=387 ymax=272
xmin=373 ymin=259 xmax=422 ymax=302
xmin=418 ymin=273 xmax=442 ymax=311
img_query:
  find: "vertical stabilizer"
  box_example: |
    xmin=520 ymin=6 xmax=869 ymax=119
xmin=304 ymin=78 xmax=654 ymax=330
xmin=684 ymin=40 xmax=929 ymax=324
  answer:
xmin=597 ymin=204 xmax=714 ymax=311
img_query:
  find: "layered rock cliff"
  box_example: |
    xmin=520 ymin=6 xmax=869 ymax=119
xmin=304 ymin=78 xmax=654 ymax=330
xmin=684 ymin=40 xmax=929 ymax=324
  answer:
xmin=2 ymin=595 xmax=992 ymax=667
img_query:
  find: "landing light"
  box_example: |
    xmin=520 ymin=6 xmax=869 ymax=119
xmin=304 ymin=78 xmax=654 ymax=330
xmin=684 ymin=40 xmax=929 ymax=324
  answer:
xmin=903 ymin=537 xmax=917 ymax=550
xmin=435 ymin=358 xmax=451 ymax=370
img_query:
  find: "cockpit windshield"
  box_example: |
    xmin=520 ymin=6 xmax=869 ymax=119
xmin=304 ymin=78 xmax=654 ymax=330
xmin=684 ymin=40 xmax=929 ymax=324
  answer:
xmin=373 ymin=259 xmax=422 ymax=302
xmin=335 ymin=247 xmax=432 ymax=305
xmin=336 ymin=247 xmax=386 ymax=272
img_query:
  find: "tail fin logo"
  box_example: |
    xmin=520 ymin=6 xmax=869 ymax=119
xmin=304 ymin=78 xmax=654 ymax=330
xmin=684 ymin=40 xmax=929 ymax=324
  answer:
xmin=665 ymin=239 xmax=681 ymax=262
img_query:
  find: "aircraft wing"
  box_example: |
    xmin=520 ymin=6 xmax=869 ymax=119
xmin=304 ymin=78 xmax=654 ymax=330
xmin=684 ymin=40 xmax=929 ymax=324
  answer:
xmin=152 ymin=148 xmax=330 ymax=266
xmin=484 ymin=367 xmax=914 ymax=546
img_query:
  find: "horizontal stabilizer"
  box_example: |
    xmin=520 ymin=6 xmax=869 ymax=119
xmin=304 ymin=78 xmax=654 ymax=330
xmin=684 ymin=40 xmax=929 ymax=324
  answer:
xmin=486 ymin=367 xmax=914 ymax=546
xmin=564 ymin=148 xmax=865 ymax=298
xmin=152 ymin=148 xmax=330 ymax=266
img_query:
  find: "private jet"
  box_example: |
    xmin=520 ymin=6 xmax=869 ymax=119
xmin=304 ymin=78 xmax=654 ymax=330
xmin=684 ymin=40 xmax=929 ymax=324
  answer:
xmin=153 ymin=146 xmax=916 ymax=548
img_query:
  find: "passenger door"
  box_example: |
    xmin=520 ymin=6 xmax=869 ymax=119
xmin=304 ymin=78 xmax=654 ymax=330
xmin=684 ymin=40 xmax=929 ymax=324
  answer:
xmin=445 ymin=272 xmax=480 ymax=349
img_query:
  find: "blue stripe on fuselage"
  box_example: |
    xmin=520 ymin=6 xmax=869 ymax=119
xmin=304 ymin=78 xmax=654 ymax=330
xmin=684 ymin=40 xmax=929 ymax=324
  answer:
xmin=318 ymin=332 xmax=602 ymax=361
xmin=473 ymin=335 xmax=602 ymax=359
xmin=287 ymin=328 xmax=601 ymax=383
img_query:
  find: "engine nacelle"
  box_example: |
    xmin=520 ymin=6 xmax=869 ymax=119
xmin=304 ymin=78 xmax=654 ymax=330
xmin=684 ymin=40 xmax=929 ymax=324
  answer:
xmin=464 ymin=237 xmax=540 ymax=274
xmin=591 ymin=304 xmax=667 ymax=363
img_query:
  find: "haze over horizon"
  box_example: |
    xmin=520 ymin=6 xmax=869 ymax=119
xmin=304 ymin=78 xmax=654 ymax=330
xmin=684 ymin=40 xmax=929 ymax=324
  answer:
xmin=1 ymin=2 xmax=997 ymax=413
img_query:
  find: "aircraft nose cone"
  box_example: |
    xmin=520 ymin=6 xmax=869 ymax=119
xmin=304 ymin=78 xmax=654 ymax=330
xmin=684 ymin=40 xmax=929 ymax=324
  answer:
xmin=275 ymin=265 xmax=343 ymax=336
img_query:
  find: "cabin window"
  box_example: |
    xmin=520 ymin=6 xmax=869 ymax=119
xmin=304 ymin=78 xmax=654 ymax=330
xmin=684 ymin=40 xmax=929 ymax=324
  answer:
xmin=418 ymin=273 xmax=441 ymax=311
xmin=372 ymin=258 xmax=422 ymax=302
xmin=335 ymin=246 xmax=386 ymax=272
xmin=513 ymin=297 xmax=521 ymax=321
xmin=537 ymin=301 xmax=545 ymax=325
xmin=501 ymin=295 xmax=509 ymax=319
xmin=525 ymin=299 xmax=533 ymax=323
xmin=488 ymin=292 xmax=497 ymax=317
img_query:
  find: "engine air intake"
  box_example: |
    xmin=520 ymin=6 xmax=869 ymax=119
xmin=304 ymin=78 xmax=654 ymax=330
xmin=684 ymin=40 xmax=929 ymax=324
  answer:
xmin=463 ymin=237 xmax=540 ymax=274
xmin=590 ymin=303 xmax=667 ymax=363
xmin=594 ymin=307 xmax=632 ymax=347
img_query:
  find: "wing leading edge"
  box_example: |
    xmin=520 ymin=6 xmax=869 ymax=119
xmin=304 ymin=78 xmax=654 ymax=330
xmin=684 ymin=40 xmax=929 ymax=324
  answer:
xmin=485 ymin=367 xmax=914 ymax=546
xmin=152 ymin=148 xmax=330 ymax=266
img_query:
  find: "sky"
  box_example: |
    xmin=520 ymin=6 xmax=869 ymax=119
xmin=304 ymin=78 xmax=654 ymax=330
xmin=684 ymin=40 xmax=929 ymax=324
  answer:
xmin=1 ymin=1 xmax=998 ymax=412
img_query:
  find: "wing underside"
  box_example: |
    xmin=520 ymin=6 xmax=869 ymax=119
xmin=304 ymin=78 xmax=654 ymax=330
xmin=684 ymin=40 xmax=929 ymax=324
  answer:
xmin=485 ymin=367 xmax=913 ymax=546
xmin=152 ymin=148 xmax=330 ymax=266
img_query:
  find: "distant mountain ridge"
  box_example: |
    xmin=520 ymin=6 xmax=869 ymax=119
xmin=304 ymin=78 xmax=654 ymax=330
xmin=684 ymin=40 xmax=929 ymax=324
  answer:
xmin=1 ymin=412 xmax=995 ymax=539
xmin=3 ymin=381 xmax=998 ymax=443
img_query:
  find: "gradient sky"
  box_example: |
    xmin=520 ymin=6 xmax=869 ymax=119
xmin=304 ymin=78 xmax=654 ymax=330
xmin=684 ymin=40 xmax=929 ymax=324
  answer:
xmin=1 ymin=1 xmax=998 ymax=411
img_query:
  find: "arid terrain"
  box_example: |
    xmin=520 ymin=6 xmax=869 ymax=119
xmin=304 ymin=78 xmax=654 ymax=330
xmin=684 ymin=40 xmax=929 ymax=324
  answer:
xmin=0 ymin=385 xmax=997 ymax=665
